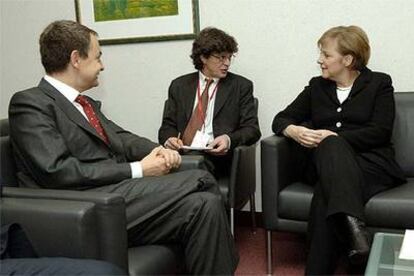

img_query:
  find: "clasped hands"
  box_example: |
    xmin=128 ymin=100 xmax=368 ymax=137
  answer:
xmin=141 ymin=146 xmax=181 ymax=177
xmin=165 ymin=134 xmax=230 ymax=156
xmin=283 ymin=125 xmax=338 ymax=148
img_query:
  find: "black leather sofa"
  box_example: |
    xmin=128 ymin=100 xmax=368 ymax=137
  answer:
xmin=261 ymin=92 xmax=414 ymax=274
xmin=0 ymin=118 xmax=186 ymax=275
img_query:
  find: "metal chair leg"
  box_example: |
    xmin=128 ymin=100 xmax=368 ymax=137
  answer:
xmin=230 ymin=207 xmax=234 ymax=235
xmin=249 ymin=193 xmax=256 ymax=233
xmin=266 ymin=230 xmax=273 ymax=275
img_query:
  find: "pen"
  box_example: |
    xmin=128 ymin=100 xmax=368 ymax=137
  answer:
xmin=177 ymin=132 xmax=181 ymax=140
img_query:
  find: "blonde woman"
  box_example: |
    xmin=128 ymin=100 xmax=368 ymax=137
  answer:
xmin=272 ymin=26 xmax=406 ymax=274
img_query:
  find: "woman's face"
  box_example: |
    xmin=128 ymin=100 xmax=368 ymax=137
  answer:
xmin=317 ymin=38 xmax=351 ymax=82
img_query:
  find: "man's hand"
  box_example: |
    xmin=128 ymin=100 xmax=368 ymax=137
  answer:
xmin=164 ymin=137 xmax=183 ymax=151
xmin=158 ymin=147 xmax=181 ymax=169
xmin=141 ymin=146 xmax=170 ymax=176
xmin=207 ymin=135 xmax=230 ymax=155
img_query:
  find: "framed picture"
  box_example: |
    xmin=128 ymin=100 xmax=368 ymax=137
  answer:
xmin=75 ymin=0 xmax=200 ymax=45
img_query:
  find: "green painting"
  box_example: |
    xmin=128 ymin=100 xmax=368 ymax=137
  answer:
xmin=93 ymin=0 xmax=179 ymax=22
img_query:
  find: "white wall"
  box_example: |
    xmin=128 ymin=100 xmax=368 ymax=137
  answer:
xmin=2 ymin=0 xmax=414 ymax=211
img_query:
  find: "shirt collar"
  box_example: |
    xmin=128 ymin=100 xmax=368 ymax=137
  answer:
xmin=198 ymin=71 xmax=219 ymax=86
xmin=44 ymin=75 xmax=81 ymax=103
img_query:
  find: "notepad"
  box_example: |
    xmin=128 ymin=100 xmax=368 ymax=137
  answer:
xmin=399 ymin=229 xmax=414 ymax=260
xmin=181 ymin=145 xmax=212 ymax=151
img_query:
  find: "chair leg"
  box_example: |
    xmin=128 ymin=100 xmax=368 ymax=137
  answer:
xmin=230 ymin=207 xmax=234 ymax=236
xmin=249 ymin=193 xmax=256 ymax=233
xmin=266 ymin=230 xmax=273 ymax=275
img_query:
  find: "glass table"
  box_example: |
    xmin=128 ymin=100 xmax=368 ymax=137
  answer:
xmin=365 ymin=232 xmax=414 ymax=276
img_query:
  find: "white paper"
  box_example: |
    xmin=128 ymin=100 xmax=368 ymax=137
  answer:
xmin=191 ymin=131 xmax=210 ymax=148
xmin=181 ymin=145 xmax=212 ymax=151
xmin=399 ymin=229 xmax=414 ymax=260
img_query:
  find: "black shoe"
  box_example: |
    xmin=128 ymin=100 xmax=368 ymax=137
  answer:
xmin=344 ymin=215 xmax=372 ymax=265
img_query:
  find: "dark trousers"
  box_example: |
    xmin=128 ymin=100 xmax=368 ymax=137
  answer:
xmin=298 ymin=136 xmax=395 ymax=275
xmin=182 ymin=150 xmax=233 ymax=179
xmin=0 ymin=258 xmax=125 ymax=275
xmin=90 ymin=169 xmax=238 ymax=275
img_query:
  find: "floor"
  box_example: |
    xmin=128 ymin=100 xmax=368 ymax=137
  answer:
xmin=234 ymin=226 xmax=351 ymax=275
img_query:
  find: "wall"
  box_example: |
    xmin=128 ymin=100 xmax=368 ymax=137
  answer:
xmin=1 ymin=0 xmax=414 ymax=211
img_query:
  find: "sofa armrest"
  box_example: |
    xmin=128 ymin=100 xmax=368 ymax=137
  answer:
xmin=229 ymin=144 xmax=256 ymax=208
xmin=1 ymin=197 xmax=98 ymax=258
xmin=2 ymin=187 xmax=128 ymax=270
xmin=261 ymin=135 xmax=296 ymax=229
xmin=176 ymin=155 xmax=205 ymax=171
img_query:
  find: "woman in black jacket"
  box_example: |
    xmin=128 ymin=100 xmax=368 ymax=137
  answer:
xmin=272 ymin=25 xmax=405 ymax=275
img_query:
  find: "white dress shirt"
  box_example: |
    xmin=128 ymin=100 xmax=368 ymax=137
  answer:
xmin=192 ymin=72 xmax=231 ymax=148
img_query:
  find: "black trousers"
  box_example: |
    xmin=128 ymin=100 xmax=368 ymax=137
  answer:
xmin=90 ymin=169 xmax=238 ymax=275
xmin=296 ymin=136 xmax=395 ymax=275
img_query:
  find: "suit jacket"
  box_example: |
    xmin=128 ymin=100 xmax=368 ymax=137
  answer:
xmin=158 ymin=72 xmax=261 ymax=150
xmin=272 ymin=67 xmax=405 ymax=183
xmin=9 ymin=78 xmax=158 ymax=190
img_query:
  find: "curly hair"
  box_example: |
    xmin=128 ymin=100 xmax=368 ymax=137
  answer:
xmin=190 ymin=27 xmax=238 ymax=70
xmin=39 ymin=20 xmax=97 ymax=74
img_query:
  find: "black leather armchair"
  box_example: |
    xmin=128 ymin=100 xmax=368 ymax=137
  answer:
xmin=0 ymin=118 xmax=184 ymax=275
xmin=261 ymin=92 xmax=414 ymax=274
xmin=225 ymin=140 xmax=257 ymax=234
xmin=161 ymin=98 xmax=259 ymax=234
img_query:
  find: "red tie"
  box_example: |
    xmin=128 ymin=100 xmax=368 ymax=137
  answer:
xmin=75 ymin=95 xmax=109 ymax=145
xmin=182 ymin=79 xmax=213 ymax=145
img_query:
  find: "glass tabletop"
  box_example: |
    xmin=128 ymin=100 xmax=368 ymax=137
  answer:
xmin=365 ymin=232 xmax=414 ymax=276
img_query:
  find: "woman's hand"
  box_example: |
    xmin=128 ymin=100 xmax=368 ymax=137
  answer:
xmin=283 ymin=125 xmax=338 ymax=148
xmin=314 ymin=129 xmax=338 ymax=143
xmin=283 ymin=125 xmax=321 ymax=148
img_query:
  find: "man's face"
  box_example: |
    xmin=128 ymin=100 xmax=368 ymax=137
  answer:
xmin=201 ymin=52 xmax=233 ymax=79
xmin=77 ymin=34 xmax=104 ymax=91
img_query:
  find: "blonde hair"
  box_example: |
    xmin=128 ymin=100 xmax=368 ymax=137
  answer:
xmin=318 ymin=25 xmax=370 ymax=70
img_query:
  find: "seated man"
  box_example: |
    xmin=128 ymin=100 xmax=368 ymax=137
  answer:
xmin=8 ymin=20 xmax=238 ymax=275
xmin=158 ymin=27 xmax=261 ymax=178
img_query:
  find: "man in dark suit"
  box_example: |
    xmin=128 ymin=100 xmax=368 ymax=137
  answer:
xmin=8 ymin=20 xmax=238 ymax=275
xmin=158 ymin=27 xmax=261 ymax=177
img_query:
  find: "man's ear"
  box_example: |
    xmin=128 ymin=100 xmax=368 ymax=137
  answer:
xmin=200 ymin=55 xmax=207 ymax=65
xmin=70 ymin=50 xmax=81 ymax=68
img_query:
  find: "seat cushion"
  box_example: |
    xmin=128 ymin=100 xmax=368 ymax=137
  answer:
xmin=128 ymin=245 xmax=182 ymax=276
xmin=278 ymin=182 xmax=314 ymax=221
xmin=278 ymin=180 xmax=414 ymax=231
xmin=365 ymin=180 xmax=414 ymax=229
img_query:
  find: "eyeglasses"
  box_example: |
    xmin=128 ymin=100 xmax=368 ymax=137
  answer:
xmin=210 ymin=54 xmax=235 ymax=63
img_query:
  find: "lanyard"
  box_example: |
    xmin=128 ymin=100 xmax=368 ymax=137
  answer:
xmin=196 ymin=79 xmax=219 ymax=129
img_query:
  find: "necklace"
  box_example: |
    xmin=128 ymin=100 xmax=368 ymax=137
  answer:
xmin=337 ymin=85 xmax=352 ymax=91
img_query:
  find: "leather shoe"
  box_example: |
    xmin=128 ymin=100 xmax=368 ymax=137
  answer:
xmin=344 ymin=215 xmax=372 ymax=265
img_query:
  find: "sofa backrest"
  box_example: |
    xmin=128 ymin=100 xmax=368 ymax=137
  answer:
xmin=392 ymin=92 xmax=414 ymax=177
xmin=0 ymin=119 xmax=18 ymax=187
